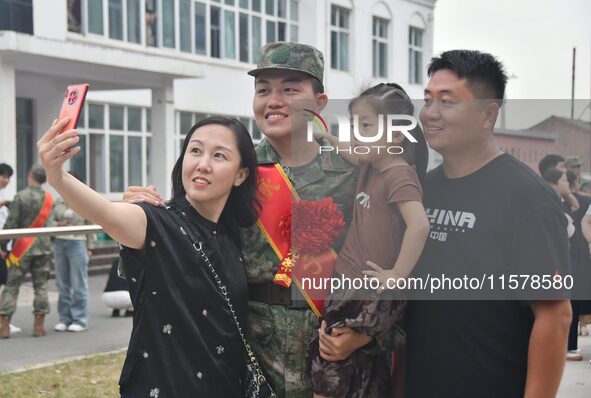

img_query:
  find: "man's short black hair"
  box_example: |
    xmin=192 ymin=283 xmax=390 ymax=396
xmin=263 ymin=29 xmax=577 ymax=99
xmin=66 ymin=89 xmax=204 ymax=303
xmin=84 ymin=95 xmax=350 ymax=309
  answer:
xmin=311 ymin=77 xmax=324 ymax=94
xmin=0 ymin=163 xmax=13 ymax=178
xmin=538 ymin=154 xmax=564 ymax=175
xmin=542 ymin=168 xmax=564 ymax=185
xmin=29 ymin=164 xmax=46 ymax=184
xmin=427 ymin=50 xmax=508 ymax=106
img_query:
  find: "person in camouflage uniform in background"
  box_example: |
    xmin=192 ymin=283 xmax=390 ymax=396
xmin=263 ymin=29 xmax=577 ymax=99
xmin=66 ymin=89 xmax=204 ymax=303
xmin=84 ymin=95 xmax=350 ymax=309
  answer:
xmin=0 ymin=164 xmax=54 ymax=338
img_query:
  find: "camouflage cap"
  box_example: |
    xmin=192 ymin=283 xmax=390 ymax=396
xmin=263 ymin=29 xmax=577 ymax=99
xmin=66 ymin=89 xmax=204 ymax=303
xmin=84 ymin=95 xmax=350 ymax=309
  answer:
xmin=565 ymin=155 xmax=582 ymax=167
xmin=248 ymin=42 xmax=324 ymax=86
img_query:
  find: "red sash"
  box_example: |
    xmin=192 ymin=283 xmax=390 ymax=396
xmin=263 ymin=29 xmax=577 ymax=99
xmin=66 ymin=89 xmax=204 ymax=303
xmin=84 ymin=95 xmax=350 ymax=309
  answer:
xmin=256 ymin=164 xmax=337 ymax=317
xmin=6 ymin=190 xmax=53 ymax=268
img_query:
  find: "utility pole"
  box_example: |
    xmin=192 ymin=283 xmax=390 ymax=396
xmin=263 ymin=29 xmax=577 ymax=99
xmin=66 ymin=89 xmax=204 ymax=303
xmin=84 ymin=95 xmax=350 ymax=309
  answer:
xmin=571 ymin=47 xmax=576 ymax=120
xmin=500 ymin=74 xmax=518 ymax=129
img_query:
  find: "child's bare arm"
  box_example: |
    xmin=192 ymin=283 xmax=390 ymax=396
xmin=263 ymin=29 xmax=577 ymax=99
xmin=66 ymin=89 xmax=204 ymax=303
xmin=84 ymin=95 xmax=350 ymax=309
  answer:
xmin=364 ymin=201 xmax=430 ymax=288
xmin=388 ymin=201 xmax=430 ymax=278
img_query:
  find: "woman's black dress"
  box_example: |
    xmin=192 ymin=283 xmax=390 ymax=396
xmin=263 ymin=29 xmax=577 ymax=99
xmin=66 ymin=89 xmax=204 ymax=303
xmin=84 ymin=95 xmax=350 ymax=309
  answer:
xmin=118 ymin=198 xmax=247 ymax=397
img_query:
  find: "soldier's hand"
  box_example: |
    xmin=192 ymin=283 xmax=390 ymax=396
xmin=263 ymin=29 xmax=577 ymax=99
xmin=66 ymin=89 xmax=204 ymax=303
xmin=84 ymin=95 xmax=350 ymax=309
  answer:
xmin=318 ymin=320 xmax=373 ymax=362
xmin=123 ymin=185 xmax=164 ymax=207
xmin=37 ymin=118 xmax=80 ymax=183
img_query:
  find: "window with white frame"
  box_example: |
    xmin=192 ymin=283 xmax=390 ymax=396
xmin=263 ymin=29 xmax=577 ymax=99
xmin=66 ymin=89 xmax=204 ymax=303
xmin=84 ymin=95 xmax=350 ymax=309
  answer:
xmin=69 ymin=0 xmax=298 ymax=63
xmin=175 ymin=111 xmax=261 ymax=158
xmin=72 ymin=103 xmax=152 ymax=194
xmin=162 ymin=0 xmax=176 ymax=48
xmin=145 ymin=0 xmax=158 ymax=46
xmin=179 ymin=0 xmax=191 ymax=51
xmin=372 ymin=17 xmax=388 ymax=78
xmin=127 ymin=0 xmax=142 ymax=42
xmin=330 ymin=5 xmax=349 ymax=72
xmin=409 ymin=27 xmax=423 ymax=84
xmin=208 ymin=0 xmax=298 ymax=62
xmin=67 ymin=0 xmax=83 ymax=33
xmin=74 ymin=0 xmax=143 ymax=43
xmin=0 ymin=0 xmax=33 ymax=34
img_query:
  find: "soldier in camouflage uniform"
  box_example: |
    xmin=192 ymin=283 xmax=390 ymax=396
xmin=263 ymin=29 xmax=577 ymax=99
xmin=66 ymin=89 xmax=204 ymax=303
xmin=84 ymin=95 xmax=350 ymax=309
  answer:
xmin=243 ymin=42 xmax=361 ymax=397
xmin=242 ymin=134 xmax=357 ymax=397
xmin=0 ymin=164 xmax=53 ymax=338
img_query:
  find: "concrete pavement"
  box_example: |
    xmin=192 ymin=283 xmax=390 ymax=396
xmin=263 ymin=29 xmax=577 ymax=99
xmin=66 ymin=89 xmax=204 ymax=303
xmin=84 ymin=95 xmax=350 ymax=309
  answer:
xmin=558 ymin=333 xmax=591 ymax=397
xmin=1 ymin=274 xmax=590 ymax=397
xmin=0 ymin=273 xmax=131 ymax=372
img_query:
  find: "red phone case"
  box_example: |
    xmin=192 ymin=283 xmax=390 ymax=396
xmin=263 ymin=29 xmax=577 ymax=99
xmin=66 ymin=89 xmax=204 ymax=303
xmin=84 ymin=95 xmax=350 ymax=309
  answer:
xmin=58 ymin=84 xmax=89 ymax=133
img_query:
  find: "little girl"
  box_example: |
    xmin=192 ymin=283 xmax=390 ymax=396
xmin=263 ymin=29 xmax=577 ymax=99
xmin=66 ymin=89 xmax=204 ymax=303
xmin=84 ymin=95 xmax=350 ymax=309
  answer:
xmin=309 ymin=83 xmax=430 ymax=398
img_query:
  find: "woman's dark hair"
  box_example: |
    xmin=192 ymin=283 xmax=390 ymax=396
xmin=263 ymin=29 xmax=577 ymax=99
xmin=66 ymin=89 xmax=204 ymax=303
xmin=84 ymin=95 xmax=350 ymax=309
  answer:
xmin=542 ymin=168 xmax=564 ymax=185
xmin=170 ymin=116 xmax=260 ymax=245
xmin=348 ymin=83 xmax=428 ymax=182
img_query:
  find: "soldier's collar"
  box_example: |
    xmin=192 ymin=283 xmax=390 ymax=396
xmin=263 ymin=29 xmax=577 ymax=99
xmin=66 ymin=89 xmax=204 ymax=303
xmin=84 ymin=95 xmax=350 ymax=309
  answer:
xmin=256 ymin=138 xmax=349 ymax=173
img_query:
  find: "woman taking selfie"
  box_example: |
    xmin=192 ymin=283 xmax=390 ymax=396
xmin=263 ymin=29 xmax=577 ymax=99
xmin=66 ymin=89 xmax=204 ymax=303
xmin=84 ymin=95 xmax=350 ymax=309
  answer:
xmin=38 ymin=115 xmax=259 ymax=397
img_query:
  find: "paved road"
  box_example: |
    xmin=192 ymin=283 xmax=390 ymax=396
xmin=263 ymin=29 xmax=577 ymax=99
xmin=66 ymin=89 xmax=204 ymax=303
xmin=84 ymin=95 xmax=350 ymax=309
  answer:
xmin=558 ymin=333 xmax=591 ymax=397
xmin=0 ymin=273 xmax=131 ymax=372
xmin=1 ymin=274 xmax=590 ymax=397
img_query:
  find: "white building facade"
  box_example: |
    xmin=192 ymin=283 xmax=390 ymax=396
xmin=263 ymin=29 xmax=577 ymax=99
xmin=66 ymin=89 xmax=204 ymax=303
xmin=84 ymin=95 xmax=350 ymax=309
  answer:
xmin=0 ymin=0 xmax=436 ymax=200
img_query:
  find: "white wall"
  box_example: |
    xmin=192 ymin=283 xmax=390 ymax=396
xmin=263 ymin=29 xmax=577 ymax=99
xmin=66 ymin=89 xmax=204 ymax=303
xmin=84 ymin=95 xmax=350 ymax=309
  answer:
xmin=0 ymin=55 xmax=17 ymax=199
xmin=87 ymin=90 xmax=152 ymax=107
xmin=33 ymin=0 xmax=67 ymax=41
xmin=16 ymin=72 xmax=66 ymax=139
xmin=174 ymin=66 xmax=255 ymax=117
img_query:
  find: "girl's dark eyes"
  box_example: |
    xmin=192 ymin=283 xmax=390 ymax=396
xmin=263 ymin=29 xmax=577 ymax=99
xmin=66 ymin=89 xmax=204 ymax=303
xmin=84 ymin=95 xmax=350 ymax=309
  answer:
xmin=190 ymin=147 xmax=201 ymax=153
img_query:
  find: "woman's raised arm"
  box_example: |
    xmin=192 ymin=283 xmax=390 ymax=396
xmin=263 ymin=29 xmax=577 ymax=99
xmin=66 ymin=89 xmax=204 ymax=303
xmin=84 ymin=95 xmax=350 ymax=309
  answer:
xmin=38 ymin=118 xmax=147 ymax=249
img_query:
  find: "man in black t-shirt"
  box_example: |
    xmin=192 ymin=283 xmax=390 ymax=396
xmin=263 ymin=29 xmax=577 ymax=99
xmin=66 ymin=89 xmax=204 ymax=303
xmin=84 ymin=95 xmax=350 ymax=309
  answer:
xmin=403 ymin=50 xmax=572 ymax=398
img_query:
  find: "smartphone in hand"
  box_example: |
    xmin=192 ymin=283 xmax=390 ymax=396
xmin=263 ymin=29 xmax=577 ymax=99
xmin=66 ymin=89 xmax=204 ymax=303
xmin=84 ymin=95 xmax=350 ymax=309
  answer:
xmin=58 ymin=83 xmax=89 ymax=133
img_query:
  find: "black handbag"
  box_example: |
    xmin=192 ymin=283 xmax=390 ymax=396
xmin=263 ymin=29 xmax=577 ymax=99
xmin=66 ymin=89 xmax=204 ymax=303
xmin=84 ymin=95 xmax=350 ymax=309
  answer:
xmin=173 ymin=207 xmax=277 ymax=398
